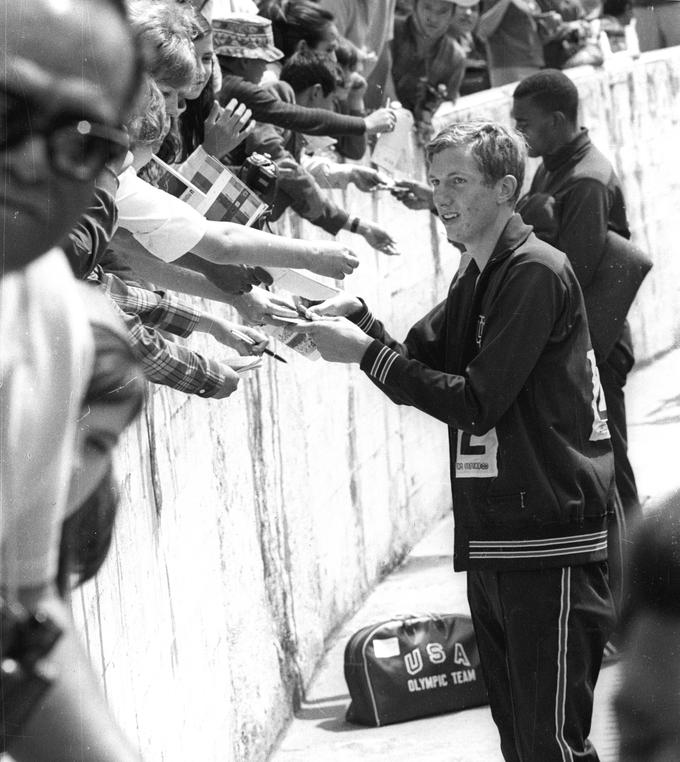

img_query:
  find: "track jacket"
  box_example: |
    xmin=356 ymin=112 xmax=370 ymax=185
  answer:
xmin=351 ymin=214 xmax=615 ymax=571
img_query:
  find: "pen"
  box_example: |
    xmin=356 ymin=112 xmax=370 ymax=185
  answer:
xmin=229 ymin=327 xmax=288 ymax=364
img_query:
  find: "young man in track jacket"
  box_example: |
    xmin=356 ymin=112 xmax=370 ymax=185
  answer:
xmin=512 ymin=70 xmax=640 ymax=623
xmin=293 ymin=122 xmax=616 ymax=762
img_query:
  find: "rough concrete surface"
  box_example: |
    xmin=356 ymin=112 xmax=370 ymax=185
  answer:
xmin=271 ymin=346 xmax=680 ymax=762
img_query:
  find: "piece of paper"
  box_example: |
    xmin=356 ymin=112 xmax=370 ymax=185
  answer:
xmin=152 ymin=152 xmax=268 ymax=227
xmin=264 ymin=267 xmax=340 ymax=300
xmin=225 ymin=355 xmax=263 ymax=373
xmin=263 ymin=324 xmax=321 ymax=361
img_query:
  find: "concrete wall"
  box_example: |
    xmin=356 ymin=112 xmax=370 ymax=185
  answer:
xmin=72 ymin=49 xmax=680 ymax=762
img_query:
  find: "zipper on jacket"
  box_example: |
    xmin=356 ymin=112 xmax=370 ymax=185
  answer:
xmin=520 ymin=491 xmax=526 ymax=509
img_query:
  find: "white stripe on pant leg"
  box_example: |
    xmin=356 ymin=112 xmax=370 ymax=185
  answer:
xmin=613 ymin=488 xmax=627 ymax=607
xmin=554 ymin=567 xmax=573 ymax=762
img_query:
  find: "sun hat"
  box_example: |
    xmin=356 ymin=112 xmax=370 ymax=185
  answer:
xmin=212 ymin=14 xmax=284 ymax=61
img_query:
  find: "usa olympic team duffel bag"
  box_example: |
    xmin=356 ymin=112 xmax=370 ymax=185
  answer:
xmin=344 ymin=613 xmax=488 ymax=726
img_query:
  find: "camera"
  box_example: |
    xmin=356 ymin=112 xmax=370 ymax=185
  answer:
xmin=238 ymin=152 xmax=279 ymax=207
xmin=1 ymin=597 xmax=62 ymax=751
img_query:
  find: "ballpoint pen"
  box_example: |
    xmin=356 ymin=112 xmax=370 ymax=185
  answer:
xmin=228 ymin=327 xmax=288 ymax=364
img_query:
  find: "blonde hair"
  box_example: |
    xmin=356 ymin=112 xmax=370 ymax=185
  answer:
xmin=126 ymin=74 xmax=167 ymax=146
xmin=427 ymin=121 xmax=527 ymax=204
xmin=127 ymin=0 xmax=198 ymax=90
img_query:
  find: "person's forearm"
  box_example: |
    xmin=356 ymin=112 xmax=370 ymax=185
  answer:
xmin=477 ymin=0 xmax=513 ymax=40
xmin=194 ymin=223 xmax=325 ymax=270
xmin=108 ymin=232 xmax=237 ymax=303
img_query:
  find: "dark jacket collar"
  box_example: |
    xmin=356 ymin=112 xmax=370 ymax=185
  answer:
xmin=543 ymin=128 xmax=591 ymax=172
xmin=488 ymin=213 xmax=533 ymax=265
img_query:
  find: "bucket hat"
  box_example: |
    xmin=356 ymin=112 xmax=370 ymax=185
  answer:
xmin=213 ymin=15 xmax=284 ymax=61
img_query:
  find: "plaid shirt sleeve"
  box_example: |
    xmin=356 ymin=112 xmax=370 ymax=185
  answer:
xmin=102 ymin=289 xmax=228 ymax=398
xmin=99 ymin=271 xmax=201 ymax=338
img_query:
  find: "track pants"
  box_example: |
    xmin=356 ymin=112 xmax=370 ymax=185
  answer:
xmin=600 ymin=326 xmax=640 ymax=612
xmin=467 ymin=563 xmax=615 ymax=762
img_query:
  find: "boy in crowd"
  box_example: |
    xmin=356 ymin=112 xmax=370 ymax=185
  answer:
xmin=294 ymin=122 xmax=615 ymax=762
xmin=278 ymin=51 xmax=393 ymax=196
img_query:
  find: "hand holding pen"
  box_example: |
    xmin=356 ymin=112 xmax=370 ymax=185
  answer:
xmin=228 ymin=327 xmax=288 ymax=364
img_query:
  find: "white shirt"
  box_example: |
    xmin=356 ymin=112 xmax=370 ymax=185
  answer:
xmin=0 ymin=249 xmax=93 ymax=590
xmin=116 ymin=167 xmax=208 ymax=262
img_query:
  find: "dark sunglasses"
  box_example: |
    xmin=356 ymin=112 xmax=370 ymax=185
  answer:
xmin=1 ymin=87 xmax=130 ymax=182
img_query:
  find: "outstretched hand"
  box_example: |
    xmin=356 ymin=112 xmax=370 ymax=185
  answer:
xmin=390 ymin=179 xmax=434 ymax=211
xmin=358 ymin=220 xmax=400 ymax=256
xmin=202 ymin=99 xmax=255 ymax=159
xmin=306 ymin=292 xmax=363 ymax=319
xmin=290 ymin=316 xmax=372 ymax=363
xmin=350 ymin=166 xmax=391 ymax=192
xmin=364 ymin=107 xmax=397 ymax=136
xmin=231 ymin=287 xmax=299 ymax=326
xmin=306 ymin=243 xmax=360 ymax=279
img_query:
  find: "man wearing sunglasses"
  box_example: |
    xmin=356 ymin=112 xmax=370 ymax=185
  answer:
xmin=1 ymin=0 xmax=145 ymax=760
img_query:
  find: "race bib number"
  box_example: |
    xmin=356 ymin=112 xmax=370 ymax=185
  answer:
xmin=587 ymin=350 xmax=610 ymax=442
xmin=455 ymin=429 xmax=498 ymax=478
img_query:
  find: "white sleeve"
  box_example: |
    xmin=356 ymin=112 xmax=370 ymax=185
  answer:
xmin=115 ymin=168 xmax=208 ymax=262
xmin=0 ymin=249 xmax=94 ymax=590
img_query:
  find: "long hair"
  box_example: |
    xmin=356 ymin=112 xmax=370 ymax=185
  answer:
xmin=178 ymin=83 xmax=214 ymax=158
xmin=159 ymin=9 xmax=214 ymax=161
xmin=261 ymin=0 xmax=336 ymax=60
xmin=57 ymin=468 xmax=119 ymax=597
xmin=56 ymin=321 xmax=145 ymax=597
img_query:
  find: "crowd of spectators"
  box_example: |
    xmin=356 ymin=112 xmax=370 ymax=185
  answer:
xmin=0 ymin=0 xmax=677 ymax=759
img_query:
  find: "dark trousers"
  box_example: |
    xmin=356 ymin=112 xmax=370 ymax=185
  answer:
xmin=467 ymin=563 xmax=615 ymax=762
xmin=600 ymin=326 xmax=640 ymax=611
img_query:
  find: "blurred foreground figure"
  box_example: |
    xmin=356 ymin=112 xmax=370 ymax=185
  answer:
xmin=0 ymin=0 xmax=144 ymax=758
xmin=615 ymin=492 xmax=680 ymax=762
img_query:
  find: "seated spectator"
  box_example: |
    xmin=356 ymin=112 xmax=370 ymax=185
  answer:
xmin=391 ymin=0 xmax=466 ymax=132
xmin=615 ymin=493 xmax=680 ymax=761
xmin=476 ymin=0 xmax=555 ymax=87
xmin=600 ymin=0 xmax=634 ymax=52
xmin=448 ymin=0 xmax=491 ymax=95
